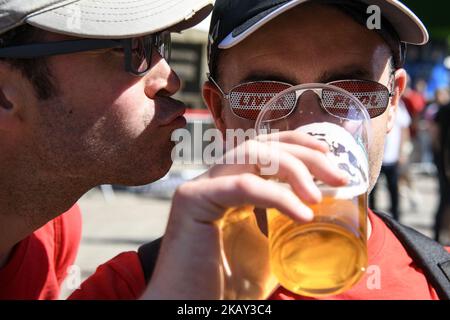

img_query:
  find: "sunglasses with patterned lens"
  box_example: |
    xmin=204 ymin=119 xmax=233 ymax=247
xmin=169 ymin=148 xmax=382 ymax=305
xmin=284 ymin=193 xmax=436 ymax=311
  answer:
xmin=210 ymin=77 xmax=393 ymax=120
xmin=328 ymin=79 xmax=394 ymax=119
xmin=229 ymin=81 xmax=294 ymax=120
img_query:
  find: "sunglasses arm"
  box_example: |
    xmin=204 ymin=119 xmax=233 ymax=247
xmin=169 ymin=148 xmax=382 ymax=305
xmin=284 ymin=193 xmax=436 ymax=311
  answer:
xmin=207 ymin=73 xmax=229 ymax=99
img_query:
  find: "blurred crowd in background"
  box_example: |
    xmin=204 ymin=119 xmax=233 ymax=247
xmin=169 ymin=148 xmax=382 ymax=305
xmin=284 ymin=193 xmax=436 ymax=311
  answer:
xmin=370 ymin=41 xmax=450 ymax=244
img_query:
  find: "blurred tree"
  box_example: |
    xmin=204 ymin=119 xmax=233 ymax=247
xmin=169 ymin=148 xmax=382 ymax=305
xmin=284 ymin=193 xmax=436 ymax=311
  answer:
xmin=403 ymin=0 xmax=450 ymax=40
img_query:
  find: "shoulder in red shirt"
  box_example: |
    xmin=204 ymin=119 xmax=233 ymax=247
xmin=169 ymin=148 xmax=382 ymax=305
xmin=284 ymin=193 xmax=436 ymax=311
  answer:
xmin=0 ymin=205 xmax=82 ymax=300
xmin=68 ymin=251 xmax=146 ymax=300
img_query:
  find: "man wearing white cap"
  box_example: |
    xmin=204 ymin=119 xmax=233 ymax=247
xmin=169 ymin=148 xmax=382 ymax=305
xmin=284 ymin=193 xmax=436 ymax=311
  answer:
xmin=141 ymin=0 xmax=450 ymax=299
xmin=0 ymin=0 xmax=212 ymax=299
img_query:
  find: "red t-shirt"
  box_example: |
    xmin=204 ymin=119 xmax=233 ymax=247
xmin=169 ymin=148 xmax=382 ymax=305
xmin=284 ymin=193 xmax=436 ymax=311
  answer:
xmin=70 ymin=210 xmax=450 ymax=300
xmin=402 ymin=91 xmax=426 ymax=116
xmin=0 ymin=205 xmax=82 ymax=299
xmin=68 ymin=251 xmax=146 ymax=300
xmin=2 ymin=206 xmax=448 ymax=300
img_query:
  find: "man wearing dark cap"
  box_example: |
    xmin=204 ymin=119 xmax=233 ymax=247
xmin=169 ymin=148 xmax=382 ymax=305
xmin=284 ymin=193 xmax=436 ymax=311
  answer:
xmin=0 ymin=0 xmax=213 ymax=299
xmin=142 ymin=0 xmax=450 ymax=300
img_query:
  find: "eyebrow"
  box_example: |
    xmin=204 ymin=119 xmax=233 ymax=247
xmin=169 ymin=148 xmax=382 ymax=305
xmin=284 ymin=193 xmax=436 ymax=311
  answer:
xmin=239 ymin=65 xmax=374 ymax=85
xmin=240 ymin=72 xmax=296 ymax=85
xmin=317 ymin=66 xmax=374 ymax=83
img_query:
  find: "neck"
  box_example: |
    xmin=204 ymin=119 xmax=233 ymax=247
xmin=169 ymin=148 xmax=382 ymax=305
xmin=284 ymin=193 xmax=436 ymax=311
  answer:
xmin=0 ymin=161 xmax=89 ymax=257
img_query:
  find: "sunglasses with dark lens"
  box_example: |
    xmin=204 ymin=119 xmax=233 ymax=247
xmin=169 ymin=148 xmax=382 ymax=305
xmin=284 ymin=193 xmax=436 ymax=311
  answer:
xmin=209 ymin=77 xmax=394 ymax=121
xmin=125 ymin=33 xmax=171 ymax=75
xmin=0 ymin=32 xmax=171 ymax=76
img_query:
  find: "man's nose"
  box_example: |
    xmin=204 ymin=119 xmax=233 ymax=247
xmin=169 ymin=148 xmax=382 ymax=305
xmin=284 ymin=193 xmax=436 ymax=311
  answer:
xmin=287 ymin=90 xmax=332 ymax=128
xmin=143 ymin=53 xmax=181 ymax=98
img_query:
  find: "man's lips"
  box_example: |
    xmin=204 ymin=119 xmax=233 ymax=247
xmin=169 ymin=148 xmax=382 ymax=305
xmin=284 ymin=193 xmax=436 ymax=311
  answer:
xmin=160 ymin=113 xmax=187 ymax=127
xmin=155 ymin=98 xmax=187 ymax=127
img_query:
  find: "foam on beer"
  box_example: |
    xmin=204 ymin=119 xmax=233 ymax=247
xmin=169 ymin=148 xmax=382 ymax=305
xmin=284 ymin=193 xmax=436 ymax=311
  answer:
xmin=296 ymin=122 xmax=369 ymax=200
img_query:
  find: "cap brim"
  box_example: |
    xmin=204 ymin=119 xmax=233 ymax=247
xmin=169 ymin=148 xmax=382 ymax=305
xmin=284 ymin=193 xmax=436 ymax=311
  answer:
xmin=360 ymin=0 xmax=429 ymax=45
xmin=219 ymin=0 xmax=428 ymax=49
xmin=25 ymin=0 xmax=213 ymax=39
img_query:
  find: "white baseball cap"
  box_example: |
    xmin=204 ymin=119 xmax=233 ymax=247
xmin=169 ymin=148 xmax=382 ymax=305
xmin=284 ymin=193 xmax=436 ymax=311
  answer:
xmin=0 ymin=0 xmax=214 ymax=38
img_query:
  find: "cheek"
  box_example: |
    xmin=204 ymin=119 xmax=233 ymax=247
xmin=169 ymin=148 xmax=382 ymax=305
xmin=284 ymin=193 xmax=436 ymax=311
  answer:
xmin=367 ymin=114 xmax=389 ymax=190
xmin=222 ymin=107 xmax=257 ymax=131
xmin=369 ymin=112 xmax=390 ymax=146
xmin=34 ymin=86 xmax=154 ymax=165
xmin=62 ymin=74 xmax=152 ymax=140
xmin=51 ymin=54 xmax=148 ymax=130
xmin=108 ymin=85 xmax=155 ymax=136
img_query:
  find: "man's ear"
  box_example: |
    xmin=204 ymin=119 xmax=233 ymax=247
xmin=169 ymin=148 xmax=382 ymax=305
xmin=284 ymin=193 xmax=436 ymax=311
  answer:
xmin=386 ymin=68 xmax=407 ymax=134
xmin=0 ymin=64 xmax=23 ymax=132
xmin=202 ymin=81 xmax=226 ymax=135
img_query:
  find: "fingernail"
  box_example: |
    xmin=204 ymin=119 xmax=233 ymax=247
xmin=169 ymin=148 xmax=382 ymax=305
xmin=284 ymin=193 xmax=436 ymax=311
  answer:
xmin=302 ymin=207 xmax=314 ymax=221
xmin=311 ymin=185 xmax=322 ymax=203
xmin=339 ymin=171 xmax=350 ymax=184
xmin=319 ymin=141 xmax=330 ymax=151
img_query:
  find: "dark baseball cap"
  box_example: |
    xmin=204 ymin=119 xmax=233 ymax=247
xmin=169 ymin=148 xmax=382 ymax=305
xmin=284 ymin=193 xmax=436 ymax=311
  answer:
xmin=207 ymin=0 xmax=429 ymax=77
